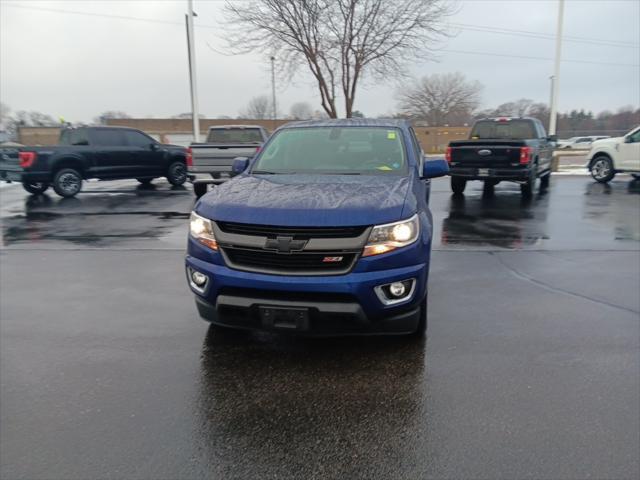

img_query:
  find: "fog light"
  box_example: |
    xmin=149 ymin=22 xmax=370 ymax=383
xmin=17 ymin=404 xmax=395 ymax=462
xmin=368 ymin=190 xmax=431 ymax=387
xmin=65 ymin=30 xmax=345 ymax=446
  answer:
xmin=191 ymin=270 xmax=207 ymax=286
xmin=374 ymin=278 xmax=416 ymax=306
xmin=389 ymin=282 xmax=406 ymax=297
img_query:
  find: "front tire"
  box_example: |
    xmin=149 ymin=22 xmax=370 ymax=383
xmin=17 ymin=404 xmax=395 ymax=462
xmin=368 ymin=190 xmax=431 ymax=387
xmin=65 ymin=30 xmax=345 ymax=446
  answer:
xmin=591 ymin=156 xmax=615 ymax=183
xmin=193 ymin=183 xmax=208 ymax=198
xmin=451 ymin=177 xmax=466 ymax=195
xmin=412 ymin=295 xmax=428 ymax=338
xmin=52 ymin=168 xmax=83 ymax=198
xmin=166 ymin=161 xmax=187 ymax=186
xmin=22 ymin=182 xmax=49 ymax=195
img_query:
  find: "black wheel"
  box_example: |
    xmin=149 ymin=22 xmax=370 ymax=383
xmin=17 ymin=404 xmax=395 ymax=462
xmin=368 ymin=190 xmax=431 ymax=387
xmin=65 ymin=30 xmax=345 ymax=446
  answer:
xmin=193 ymin=183 xmax=208 ymax=198
xmin=540 ymin=171 xmax=551 ymax=189
xmin=412 ymin=295 xmax=428 ymax=338
xmin=451 ymin=176 xmax=466 ymax=195
xmin=22 ymin=182 xmax=49 ymax=195
xmin=137 ymin=178 xmax=154 ymax=185
xmin=166 ymin=161 xmax=187 ymax=186
xmin=520 ymin=166 xmax=536 ymax=198
xmin=590 ymin=155 xmax=615 ymax=183
xmin=52 ymin=168 xmax=83 ymax=198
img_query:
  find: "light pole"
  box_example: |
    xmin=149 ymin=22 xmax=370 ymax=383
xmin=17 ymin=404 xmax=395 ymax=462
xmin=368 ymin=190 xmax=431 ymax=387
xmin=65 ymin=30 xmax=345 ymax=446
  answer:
xmin=186 ymin=0 xmax=200 ymax=142
xmin=270 ymin=56 xmax=277 ymax=128
xmin=549 ymin=0 xmax=564 ymax=136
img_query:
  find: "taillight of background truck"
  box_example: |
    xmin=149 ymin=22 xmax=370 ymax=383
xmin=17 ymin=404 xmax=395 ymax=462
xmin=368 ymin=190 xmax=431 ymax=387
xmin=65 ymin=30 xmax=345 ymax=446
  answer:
xmin=519 ymin=146 xmax=532 ymax=165
xmin=18 ymin=152 xmax=37 ymax=168
xmin=255 ymin=146 xmax=261 ymax=154
xmin=445 ymin=146 xmax=452 ymax=164
xmin=186 ymin=147 xmax=193 ymax=167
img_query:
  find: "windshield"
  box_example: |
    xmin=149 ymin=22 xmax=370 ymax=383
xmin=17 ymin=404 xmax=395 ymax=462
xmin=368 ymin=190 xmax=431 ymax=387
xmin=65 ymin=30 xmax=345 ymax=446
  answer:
xmin=206 ymin=128 xmax=263 ymax=144
xmin=470 ymin=120 xmax=536 ymax=140
xmin=251 ymin=127 xmax=407 ymax=175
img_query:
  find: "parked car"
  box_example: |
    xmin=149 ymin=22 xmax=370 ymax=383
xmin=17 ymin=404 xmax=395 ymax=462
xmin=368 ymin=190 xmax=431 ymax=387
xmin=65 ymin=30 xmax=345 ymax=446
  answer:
xmin=185 ymin=119 xmax=449 ymax=337
xmin=188 ymin=125 xmax=269 ymax=198
xmin=587 ymin=126 xmax=640 ymax=183
xmin=446 ymin=117 xmax=554 ymax=197
xmin=559 ymin=135 xmax=610 ymax=150
xmin=0 ymin=126 xmax=187 ymax=197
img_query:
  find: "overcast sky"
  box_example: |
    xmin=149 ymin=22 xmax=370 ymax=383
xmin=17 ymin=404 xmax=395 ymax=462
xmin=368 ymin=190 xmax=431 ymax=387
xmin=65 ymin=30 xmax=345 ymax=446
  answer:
xmin=1 ymin=0 xmax=638 ymax=123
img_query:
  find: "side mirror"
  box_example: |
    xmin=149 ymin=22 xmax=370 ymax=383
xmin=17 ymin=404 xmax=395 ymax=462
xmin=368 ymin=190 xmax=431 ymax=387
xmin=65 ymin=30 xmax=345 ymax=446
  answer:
xmin=624 ymin=136 xmax=632 ymax=143
xmin=547 ymin=134 xmax=557 ymax=142
xmin=422 ymin=157 xmax=449 ymax=179
xmin=232 ymin=157 xmax=249 ymax=175
xmin=150 ymin=143 xmax=158 ymax=151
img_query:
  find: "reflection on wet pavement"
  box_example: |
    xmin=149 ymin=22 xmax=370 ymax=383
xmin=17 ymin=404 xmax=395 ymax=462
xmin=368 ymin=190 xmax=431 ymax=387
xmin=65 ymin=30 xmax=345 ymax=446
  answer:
xmin=196 ymin=326 xmax=427 ymax=478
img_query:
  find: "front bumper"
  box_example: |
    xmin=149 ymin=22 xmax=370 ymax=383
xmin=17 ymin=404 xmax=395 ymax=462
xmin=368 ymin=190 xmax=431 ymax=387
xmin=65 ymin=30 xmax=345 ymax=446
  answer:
xmin=185 ymin=252 xmax=429 ymax=336
xmin=449 ymin=166 xmax=531 ymax=181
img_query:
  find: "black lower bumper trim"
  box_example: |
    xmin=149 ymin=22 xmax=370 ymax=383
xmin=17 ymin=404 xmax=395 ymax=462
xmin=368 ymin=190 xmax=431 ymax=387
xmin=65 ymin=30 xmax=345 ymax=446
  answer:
xmin=194 ymin=295 xmax=420 ymax=336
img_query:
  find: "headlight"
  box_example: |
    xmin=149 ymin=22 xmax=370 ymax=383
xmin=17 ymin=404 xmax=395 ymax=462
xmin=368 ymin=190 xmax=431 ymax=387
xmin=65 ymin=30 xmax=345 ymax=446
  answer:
xmin=190 ymin=211 xmax=218 ymax=250
xmin=363 ymin=214 xmax=419 ymax=257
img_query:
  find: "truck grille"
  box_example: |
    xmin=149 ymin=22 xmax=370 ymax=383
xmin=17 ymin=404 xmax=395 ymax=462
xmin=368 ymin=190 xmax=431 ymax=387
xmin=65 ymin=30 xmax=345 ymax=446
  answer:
xmin=222 ymin=247 xmax=357 ymax=275
xmin=217 ymin=222 xmax=367 ymax=239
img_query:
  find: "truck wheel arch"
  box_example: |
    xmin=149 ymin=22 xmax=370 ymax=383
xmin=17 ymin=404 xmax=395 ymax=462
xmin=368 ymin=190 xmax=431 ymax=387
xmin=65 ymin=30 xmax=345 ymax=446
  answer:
xmin=588 ymin=152 xmax=611 ymax=170
xmin=52 ymin=157 xmax=86 ymax=178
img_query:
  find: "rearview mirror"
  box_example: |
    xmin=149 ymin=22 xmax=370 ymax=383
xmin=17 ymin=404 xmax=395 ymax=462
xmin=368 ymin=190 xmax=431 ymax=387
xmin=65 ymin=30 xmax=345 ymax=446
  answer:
xmin=232 ymin=157 xmax=249 ymax=175
xmin=422 ymin=157 xmax=449 ymax=179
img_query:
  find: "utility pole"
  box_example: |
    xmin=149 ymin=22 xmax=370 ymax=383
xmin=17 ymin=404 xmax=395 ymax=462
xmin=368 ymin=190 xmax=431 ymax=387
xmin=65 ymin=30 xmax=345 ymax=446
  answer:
xmin=186 ymin=0 xmax=200 ymax=142
xmin=549 ymin=0 xmax=564 ymax=136
xmin=270 ymin=56 xmax=277 ymax=129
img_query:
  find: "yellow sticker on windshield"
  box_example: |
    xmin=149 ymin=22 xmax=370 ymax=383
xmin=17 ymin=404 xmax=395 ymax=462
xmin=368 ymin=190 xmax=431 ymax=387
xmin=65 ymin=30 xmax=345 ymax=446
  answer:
xmin=387 ymin=131 xmax=396 ymax=140
xmin=377 ymin=165 xmax=392 ymax=171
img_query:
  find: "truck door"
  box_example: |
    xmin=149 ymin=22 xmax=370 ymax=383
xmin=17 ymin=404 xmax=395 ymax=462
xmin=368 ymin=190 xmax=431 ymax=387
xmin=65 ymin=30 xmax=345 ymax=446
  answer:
xmin=618 ymin=128 xmax=640 ymax=171
xmin=87 ymin=128 xmax=133 ymax=178
xmin=123 ymin=130 xmax=164 ymax=176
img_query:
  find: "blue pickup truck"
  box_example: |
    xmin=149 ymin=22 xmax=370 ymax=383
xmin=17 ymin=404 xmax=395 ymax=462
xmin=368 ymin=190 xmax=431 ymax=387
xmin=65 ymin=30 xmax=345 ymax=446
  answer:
xmin=185 ymin=119 xmax=448 ymax=336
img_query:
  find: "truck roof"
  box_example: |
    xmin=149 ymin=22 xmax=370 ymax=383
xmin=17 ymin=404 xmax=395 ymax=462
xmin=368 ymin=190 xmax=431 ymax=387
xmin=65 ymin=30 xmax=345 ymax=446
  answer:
xmin=283 ymin=118 xmax=411 ymax=129
xmin=207 ymin=125 xmax=264 ymax=130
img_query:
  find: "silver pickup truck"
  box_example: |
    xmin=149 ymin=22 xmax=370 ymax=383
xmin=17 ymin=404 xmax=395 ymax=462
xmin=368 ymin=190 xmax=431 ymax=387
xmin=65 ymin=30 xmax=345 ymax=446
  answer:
xmin=187 ymin=125 xmax=269 ymax=197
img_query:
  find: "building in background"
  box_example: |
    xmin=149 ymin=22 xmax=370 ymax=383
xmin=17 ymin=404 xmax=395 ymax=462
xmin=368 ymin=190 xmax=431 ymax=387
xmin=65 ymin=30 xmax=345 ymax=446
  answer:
xmin=18 ymin=118 xmax=473 ymax=153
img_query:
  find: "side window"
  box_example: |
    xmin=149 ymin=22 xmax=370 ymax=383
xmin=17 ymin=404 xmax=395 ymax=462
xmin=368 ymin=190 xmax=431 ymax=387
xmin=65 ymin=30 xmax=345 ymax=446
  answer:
xmin=89 ymin=129 xmax=126 ymax=146
xmin=628 ymin=130 xmax=640 ymax=143
xmin=124 ymin=130 xmax=153 ymax=147
xmin=408 ymin=127 xmax=423 ymax=163
xmin=69 ymin=129 xmax=89 ymax=146
xmin=537 ymin=122 xmax=547 ymax=139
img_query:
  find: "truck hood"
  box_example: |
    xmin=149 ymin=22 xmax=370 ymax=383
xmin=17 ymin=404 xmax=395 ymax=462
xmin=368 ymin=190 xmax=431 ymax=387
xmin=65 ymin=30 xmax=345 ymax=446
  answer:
xmin=591 ymin=137 xmax=621 ymax=147
xmin=196 ymin=174 xmax=412 ymax=227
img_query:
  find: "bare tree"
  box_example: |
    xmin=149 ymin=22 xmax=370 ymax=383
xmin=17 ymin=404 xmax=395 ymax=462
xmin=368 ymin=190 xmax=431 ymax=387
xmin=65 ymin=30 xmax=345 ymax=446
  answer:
xmin=239 ymin=95 xmax=272 ymax=119
xmin=172 ymin=112 xmax=206 ymax=119
xmin=397 ymin=73 xmax=483 ymax=126
xmin=94 ymin=111 xmax=131 ymax=125
xmin=289 ymin=101 xmax=313 ymax=120
xmin=5 ymin=110 xmax=58 ymax=140
xmin=491 ymin=98 xmax=534 ymax=117
xmin=224 ymin=0 xmax=451 ymax=118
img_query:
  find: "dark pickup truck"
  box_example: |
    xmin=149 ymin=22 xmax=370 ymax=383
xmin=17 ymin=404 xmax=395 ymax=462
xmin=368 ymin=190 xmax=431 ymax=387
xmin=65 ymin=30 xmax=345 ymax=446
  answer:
xmin=0 ymin=126 xmax=188 ymax=197
xmin=446 ymin=117 xmax=555 ymax=197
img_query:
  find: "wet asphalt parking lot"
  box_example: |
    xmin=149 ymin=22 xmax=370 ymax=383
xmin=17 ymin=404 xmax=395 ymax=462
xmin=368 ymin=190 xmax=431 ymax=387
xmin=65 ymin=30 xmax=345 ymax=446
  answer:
xmin=1 ymin=175 xmax=639 ymax=479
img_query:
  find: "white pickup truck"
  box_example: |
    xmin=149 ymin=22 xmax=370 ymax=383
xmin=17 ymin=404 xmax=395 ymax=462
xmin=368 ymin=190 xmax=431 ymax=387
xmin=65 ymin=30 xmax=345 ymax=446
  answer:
xmin=187 ymin=125 xmax=269 ymax=197
xmin=587 ymin=125 xmax=640 ymax=183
